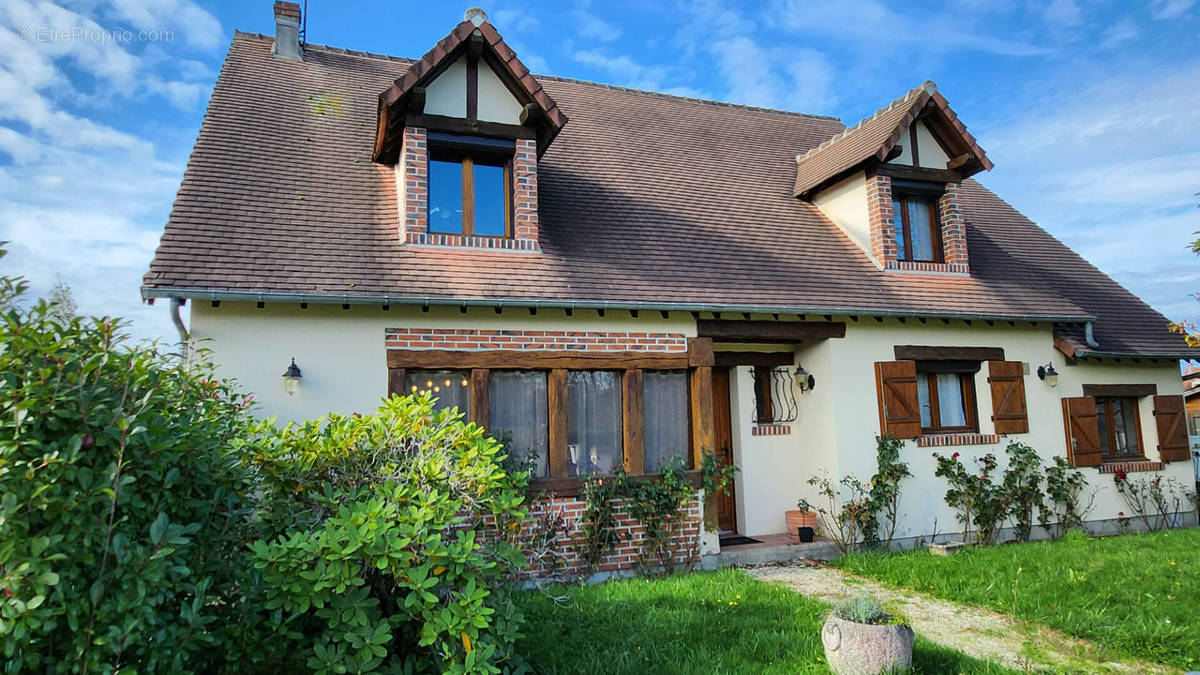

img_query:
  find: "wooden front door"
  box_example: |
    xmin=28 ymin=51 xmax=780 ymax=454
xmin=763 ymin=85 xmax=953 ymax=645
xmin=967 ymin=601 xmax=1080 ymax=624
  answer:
xmin=712 ymin=367 xmax=736 ymax=533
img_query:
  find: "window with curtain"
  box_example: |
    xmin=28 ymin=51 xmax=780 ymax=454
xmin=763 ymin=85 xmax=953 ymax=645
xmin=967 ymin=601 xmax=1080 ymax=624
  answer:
xmin=1096 ymin=397 xmax=1142 ymax=460
xmin=892 ymin=191 xmax=943 ymax=262
xmin=915 ymin=362 xmax=978 ymax=433
xmin=643 ymin=371 xmax=689 ymax=472
xmin=405 ymin=369 xmax=470 ymax=416
xmin=567 ymin=371 xmax=623 ymax=477
xmin=488 ymin=371 xmax=549 ymax=477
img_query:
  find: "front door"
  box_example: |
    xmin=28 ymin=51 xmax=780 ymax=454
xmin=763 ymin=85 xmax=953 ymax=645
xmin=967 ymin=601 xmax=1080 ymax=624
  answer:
xmin=712 ymin=367 xmax=736 ymax=533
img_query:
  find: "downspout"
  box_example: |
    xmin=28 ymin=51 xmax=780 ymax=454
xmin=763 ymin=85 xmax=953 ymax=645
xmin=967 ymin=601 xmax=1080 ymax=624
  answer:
xmin=170 ymin=297 xmax=190 ymax=357
xmin=1084 ymin=321 xmax=1099 ymax=348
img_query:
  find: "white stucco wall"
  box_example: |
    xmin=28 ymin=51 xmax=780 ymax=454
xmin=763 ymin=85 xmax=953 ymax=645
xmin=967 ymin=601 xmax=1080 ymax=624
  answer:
xmin=424 ymin=57 xmax=467 ymax=118
xmin=420 ymin=56 xmax=523 ymax=125
xmin=811 ymin=172 xmax=874 ymax=263
xmin=189 ymin=302 xmax=696 ymax=424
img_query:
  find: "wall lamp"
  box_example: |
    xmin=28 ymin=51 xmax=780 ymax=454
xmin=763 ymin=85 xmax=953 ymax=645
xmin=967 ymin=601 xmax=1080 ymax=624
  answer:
xmin=793 ymin=364 xmax=816 ymax=393
xmin=1036 ymin=363 xmax=1058 ymax=387
xmin=282 ymin=358 xmax=303 ymax=395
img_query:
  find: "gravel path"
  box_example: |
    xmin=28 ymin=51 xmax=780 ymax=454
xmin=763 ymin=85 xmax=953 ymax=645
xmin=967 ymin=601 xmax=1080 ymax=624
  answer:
xmin=747 ymin=563 xmax=1176 ymax=674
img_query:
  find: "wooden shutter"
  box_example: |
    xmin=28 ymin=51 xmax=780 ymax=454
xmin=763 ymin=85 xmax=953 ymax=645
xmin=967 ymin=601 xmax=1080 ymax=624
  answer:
xmin=875 ymin=361 xmax=921 ymax=439
xmin=1152 ymin=395 xmax=1191 ymax=462
xmin=987 ymin=360 xmax=1028 ymax=434
xmin=1061 ymin=396 xmax=1102 ymax=467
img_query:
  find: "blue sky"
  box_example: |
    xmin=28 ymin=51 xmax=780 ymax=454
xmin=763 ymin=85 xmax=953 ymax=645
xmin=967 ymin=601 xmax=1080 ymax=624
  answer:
xmin=1 ymin=0 xmax=1198 ymax=342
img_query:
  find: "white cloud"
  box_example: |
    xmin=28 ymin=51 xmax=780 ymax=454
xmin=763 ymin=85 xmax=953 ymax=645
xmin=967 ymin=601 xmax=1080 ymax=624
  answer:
xmin=1044 ymin=0 xmax=1082 ymax=27
xmin=106 ymin=0 xmax=223 ymax=49
xmin=574 ymin=49 xmax=668 ymax=90
xmin=573 ymin=8 xmax=620 ymax=42
xmin=1150 ymin=0 xmax=1196 ymax=19
xmin=710 ymin=36 xmax=837 ymax=112
xmin=1100 ymin=18 xmax=1140 ymax=48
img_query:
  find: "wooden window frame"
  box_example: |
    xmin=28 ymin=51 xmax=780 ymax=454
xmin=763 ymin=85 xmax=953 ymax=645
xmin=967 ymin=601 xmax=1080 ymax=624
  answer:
xmin=428 ymin=145 xmax=513 ymax=238
xmin=1095 ymin=396 xmax=1146 ymax=462
xmin=752 ymin=366 xmax=774 ymax=424
xmin=918 ymin=369 xmax=978 ymax=435
xmin=892 ymin=190 xmax=944 ymax=263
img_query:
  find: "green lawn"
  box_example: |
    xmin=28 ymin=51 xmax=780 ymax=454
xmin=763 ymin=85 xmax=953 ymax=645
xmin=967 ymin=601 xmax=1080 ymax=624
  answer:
xmin=512 ymin=567 xmax=1013 ymax=674
xmin=833 ymin=529 xmax=1200 ymax=670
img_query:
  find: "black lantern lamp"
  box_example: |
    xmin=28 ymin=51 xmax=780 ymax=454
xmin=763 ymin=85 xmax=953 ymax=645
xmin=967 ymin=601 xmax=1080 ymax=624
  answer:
xmin=282 ymin=358 xmax=303 ymax=396
xmin=793 ymin=364 xmax=815 ymax=393
xmin=1036 ymin=363 xmax=1058 ymax=387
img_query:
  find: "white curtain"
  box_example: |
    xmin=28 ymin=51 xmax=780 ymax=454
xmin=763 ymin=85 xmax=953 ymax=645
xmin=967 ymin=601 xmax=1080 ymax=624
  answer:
xmin=405 ymin=369 xmax=470 ymax=416
xmin=908 ymin=197 xmax=936 ymax=261
xmin=935 ymin=373 xmax=966 ymax=427
xmin=917 ymin=373 xmax=933 ymax=428
xmin=567 ymin=371 xmax=623 ymax=476
xmin=488 ymin=371 xmax=549 ymax=477
xmin=644 ymin=371 xmax=688 ymax=472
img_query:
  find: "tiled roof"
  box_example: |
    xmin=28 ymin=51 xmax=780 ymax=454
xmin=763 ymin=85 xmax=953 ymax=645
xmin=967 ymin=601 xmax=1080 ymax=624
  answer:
xmin=142 ymin=32 xmax=1196 ymax=359
xmin=793 ymin=81 xmax=992 ymax=197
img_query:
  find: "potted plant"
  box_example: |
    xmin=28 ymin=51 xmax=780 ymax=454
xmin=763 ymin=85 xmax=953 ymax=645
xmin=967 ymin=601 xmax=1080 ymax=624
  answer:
xmin=821 ymin=594 xmax=914 ymax=675
xmin=786 ymin=498 xmax=818 ymax=542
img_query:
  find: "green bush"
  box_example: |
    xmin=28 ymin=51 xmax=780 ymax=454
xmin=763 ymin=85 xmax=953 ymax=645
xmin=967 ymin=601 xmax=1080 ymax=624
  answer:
xmin=0 ymin=257 xmax=258 ymax=672
xmin=831 ymin=594 xmax=893 ymax=625
xmin=243 ymin=395 xmax=533 ymax=673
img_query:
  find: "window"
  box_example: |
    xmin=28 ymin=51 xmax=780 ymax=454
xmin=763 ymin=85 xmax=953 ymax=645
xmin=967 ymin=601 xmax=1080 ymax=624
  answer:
xmin=488 ymin=371 xmax=549 ymax=477
xmin=752 ymin=366 xmax=798 ymax=423
xmin=916 ymin=363 xmax=977 ymax=433
xmin=643 ymin=371 xmax=690 ymax=471
xmin=428 ymin=143 xmax=511 ymax=237
xmin=567 ymin=371 xmax=623 ymax=476
xmin=405 ymin=369 xmax=470 ymax=414
xmin=1096 ymin=397 xmax=1142 ymax=460
xmin=892 ymin=191 xmax=942 ymax=262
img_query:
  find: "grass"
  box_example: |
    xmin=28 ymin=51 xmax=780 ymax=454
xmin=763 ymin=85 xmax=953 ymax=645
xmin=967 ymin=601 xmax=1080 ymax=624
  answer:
xmin=512 ymin=567 xmax=1014 ymax=674
xmin=832 ymin=528 xmax=1200 ymax=670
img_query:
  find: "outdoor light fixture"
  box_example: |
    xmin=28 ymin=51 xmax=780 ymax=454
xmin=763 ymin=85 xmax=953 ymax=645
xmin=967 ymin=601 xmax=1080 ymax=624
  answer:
xmin=1037 ymin=363 xmax=1059 ymax=387
xmin=282 ymin=358 xmax=302 ymax=395
xmin=792 ymin=364 xmax=816 ymax=393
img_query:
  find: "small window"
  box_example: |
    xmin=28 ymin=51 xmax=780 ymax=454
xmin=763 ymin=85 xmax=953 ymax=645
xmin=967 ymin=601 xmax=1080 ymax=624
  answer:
xmin=405 ymin=369 xmax=470 ymax=415
xmin=1096 ymin=397 xmax=1142 ymax=460
xmin=892 ymin=191 xmax=942 ymax=262
xmin=567 ymin=371 xmax=623 ymax=476
xmin=643 ymin=371 xmax=690 ymax=471
xmin=752 ymin=366 xmax=798 ymax=423
xmin=428 ymin=145 xmax=511 ymax=237
xmin=915 ymin=363 xmax=977 ymax=433
xmin=488 ymin=371 xmax=549 ymax=477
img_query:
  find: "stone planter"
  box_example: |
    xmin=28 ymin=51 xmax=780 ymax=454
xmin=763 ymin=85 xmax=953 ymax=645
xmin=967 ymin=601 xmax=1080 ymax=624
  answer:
xmin=821 ymin=615 xmax=914 ymax=675
xmin=784 ymin=510 xmax=817 ymax=540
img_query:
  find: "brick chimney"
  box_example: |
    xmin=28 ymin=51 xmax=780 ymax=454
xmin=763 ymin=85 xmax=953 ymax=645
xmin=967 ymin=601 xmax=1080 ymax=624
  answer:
xmin=270 ymin=1 xmax=302 ymax=62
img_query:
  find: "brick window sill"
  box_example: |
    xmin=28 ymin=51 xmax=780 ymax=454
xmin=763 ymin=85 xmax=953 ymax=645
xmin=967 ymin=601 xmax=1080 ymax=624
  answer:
xmin=916 ymin=433 xmax=1000 ymax=448
xmin=752 ymin=423 xmax=791 ymax=436
xmin=1098 ymin=460 xmax=1164 ymax=474
xmin=405 ymin=231 xmax=541 ymax=252
xmin=885 ymin=260 xmax=969 ymax=275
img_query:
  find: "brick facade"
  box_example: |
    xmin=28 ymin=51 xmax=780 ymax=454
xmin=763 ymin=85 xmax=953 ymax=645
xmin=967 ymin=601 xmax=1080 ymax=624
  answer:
xmin=508 ymin=493 xmax=703 ymax=580
xmin=385 ymin=328 xmax=689 ymax=352
xmin=396 ymin=129 xmax=541 ymax=252
xmin=867 ymin=172 xmax=970 ymax=275
xmin=916 ymin=433 xmax=1000 ymax=448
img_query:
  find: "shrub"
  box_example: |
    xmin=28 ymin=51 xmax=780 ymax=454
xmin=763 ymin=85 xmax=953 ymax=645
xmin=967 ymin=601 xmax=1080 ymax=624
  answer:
xmin=831 ymin=594 xmax=893 ymax=625
xmin=625 ymin=456 xmax=697 ymax=573
xmin=243 ymin=395 xmax=532 ymax=673
xmin=1112 ymin=472 xmax=1192 ymax=532
xmin=1042 ymin=456 xmax=1094 ymax=538
xmin=0 ymin=256 xmax=258 ymax=672
xmin=808 ymin=472 xmax=873 ymax=553
xmin=864 ymin=435 xmax=911 ymax=548
xmin=1001 ymin=442 xmax=1044 ymax=542
xmin=933 ymin=452 xmax=1007 ymax=544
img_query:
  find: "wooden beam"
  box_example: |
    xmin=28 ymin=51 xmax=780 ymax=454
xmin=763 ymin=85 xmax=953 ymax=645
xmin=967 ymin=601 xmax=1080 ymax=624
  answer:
xmin=946 ymin=152 xmax=972 ymax=170
xmin=713 ymin=351 xmax=794 ymax=368
xmin=386 ymin=349 xmax=689 ymax=370
xmin=402 ymin=113 xmax=538 ymax=140
xmin=893 ymin=345 xmax=1005 ymax=362
xmin=469 ymin=369 xmax=489 ymax=427
xmin=689 ymin=366 xmax=714 ymax=468
xmin=883 ymin=144 xmax=904 ymax=163
xmin=528 ymin=471 xmax=702 ymax=497
xmin=623 ymin=370 xmax=644 ymax=474
xmin=465 ymin=38 xmax=480 ymax=121
xmin=1082 ymin=383 xmax=1158 ymax=398
xmin=519 ymin=102 xmax=544 ymax=126
xmin=696 ymin=319 xmax=846 ymax=343
xmin=876 ymin=163 xmax=962 ymax=184
xmin=687 ymin=337 xmax=715 ymax=367
xmin=387 ymin=367 xmax=406 ymax=398
xmin=548 ymin=369 xmax=568 ymax=478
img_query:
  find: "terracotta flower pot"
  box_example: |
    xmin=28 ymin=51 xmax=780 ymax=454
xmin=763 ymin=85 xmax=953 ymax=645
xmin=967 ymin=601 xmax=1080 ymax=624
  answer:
xmin=821 ymin=615 xmax=914 ymax=675
xmin=785 ymin=510 xmax=818 ymax=539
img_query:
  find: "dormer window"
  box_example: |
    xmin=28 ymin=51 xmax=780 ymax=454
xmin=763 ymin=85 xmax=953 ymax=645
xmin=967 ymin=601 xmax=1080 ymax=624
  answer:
xmin=428 ymin=135 xmax=513 ymax=237
xmin=892 ymin=186 xmax=943 ymax=263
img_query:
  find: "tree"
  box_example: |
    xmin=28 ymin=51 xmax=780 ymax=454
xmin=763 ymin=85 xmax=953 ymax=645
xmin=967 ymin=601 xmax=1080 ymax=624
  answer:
xmin=1168 ymin=191 xmax=1200 ymax=346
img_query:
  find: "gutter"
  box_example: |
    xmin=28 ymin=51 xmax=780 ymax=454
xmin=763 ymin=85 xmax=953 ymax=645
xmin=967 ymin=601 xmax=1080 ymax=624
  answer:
xmin=169 ymin=296 xmax=190 ymax=342
xmin=141 ymin=286 xmax=1096 ymax=325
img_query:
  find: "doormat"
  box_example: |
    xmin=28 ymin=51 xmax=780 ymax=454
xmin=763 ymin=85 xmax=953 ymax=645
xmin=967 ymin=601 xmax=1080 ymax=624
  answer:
xmin=719 ymin=535 xmax=761 ymax=547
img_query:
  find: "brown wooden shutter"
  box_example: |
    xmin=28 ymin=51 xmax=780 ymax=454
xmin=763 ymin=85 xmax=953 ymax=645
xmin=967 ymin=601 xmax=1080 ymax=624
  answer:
xmin=1061 ymin=396 xmax=1102 ymax=467
xmin=987 ymin=360 xmax=1028 ymax=434
xmin=875 ymin=361 xmax=921 ymax=439
xmin=1152 ymin=394 xmax=1191 ymax=462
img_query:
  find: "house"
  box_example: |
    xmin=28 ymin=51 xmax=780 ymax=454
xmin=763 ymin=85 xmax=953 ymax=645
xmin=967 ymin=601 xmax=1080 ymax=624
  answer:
xmin=143 ymin=3 xmax=1198 ymax=569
